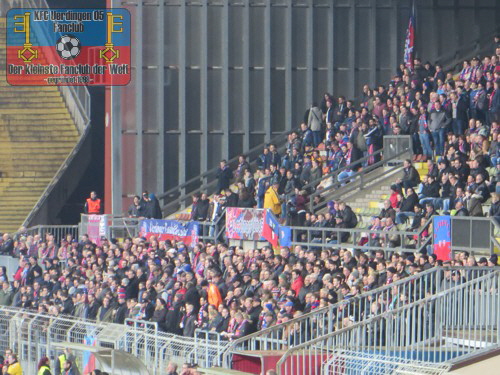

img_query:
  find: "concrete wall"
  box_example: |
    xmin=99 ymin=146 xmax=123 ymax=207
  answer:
xmin=110 ymin=0 xmax=499 ymax=215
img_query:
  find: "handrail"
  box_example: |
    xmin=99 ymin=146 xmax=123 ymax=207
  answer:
xmin=223 ymin=266 xmax=437 ymax=358
xmin=275 ymin=270 xmax=500 ymax=374
xmin=224 ymin=265 xmax=489 ymax=365
xmin=309 ymin=148 xmax=409 ymax=212
xmin=288 ymin=215 xmax=433 ymax=252
xmin=158 ymin=130 xmax=291 ymax=200
xmin=159 ymin=131 xmax=292 ymax=216
xmin=296 ymin=148 xmax=385 ymax=198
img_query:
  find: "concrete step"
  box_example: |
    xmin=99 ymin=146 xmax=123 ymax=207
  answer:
xmin=0 ymin=108 xmax=71 ymax=114
xmin=0 ymin=91 xmax=62 ymax=98
xmin=7 ymin=136 xmax=77 ymax=142
xmin=0 ymin=102 xmax=66 ymax=108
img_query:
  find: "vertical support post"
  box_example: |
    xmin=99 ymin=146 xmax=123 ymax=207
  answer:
xmin=285 ymin=0 xmax=292 ymax=129
xmin=390 ymin=0 xmax=398 ymax=76
xmin=242 ymin=1 xmax=250 ymax=151
xmin=327 ymin=0 xmax=334 ymax=95
xmin=348 ymin=0 xmax=356 ymax=99
xmin=306 ymin=0 xmax=313 ymax=103
xmin=264 ymin=1 xmax=271 ymax=142
xmin=221 ymin=0 xmax=230 ymax=159
xmin=111 ymin=84 xmax=123 ymax=215
xmin=200 ymin=0 xmax=208 ymax=188
xmin=156 ymin=0 xmax=165 ymax=196
xmin=178 ymin=1 xmax=187 ymax=201
xmin=369 ymin=0 xmax=377 ymax=87
xmin=135 ymin=1 xmax=143 ymax=194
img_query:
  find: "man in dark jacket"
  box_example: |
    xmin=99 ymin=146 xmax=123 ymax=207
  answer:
xmin=0 ymin=234 xmax=14 ymax=255
xmin=338 ymin=201 xmax=357 ymax=228
xmin=138 ymin=191 xmax=162 ymax=219
xmin=395 ymin=188 xmax=419 ymax=224
xmin=184 ymin=281 xmax=200 ymax=313
xmin=181 ymin=302 xmax=197 ymax=337
xmin=216 ymin=160 xmax=233 ymax=194
xmin=399 ymin=159 xmax=421 ymax=189
xmin=419 ymin=175 xmax=441 ymax=206
xmin=113 ymin=294 xmax=128 ymax=324
xmin=429 ymin=101 xmax=451 ymax=156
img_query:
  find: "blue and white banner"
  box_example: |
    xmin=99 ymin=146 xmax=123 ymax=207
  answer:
xmin=139 ymin=219 xmax=199 ymax=247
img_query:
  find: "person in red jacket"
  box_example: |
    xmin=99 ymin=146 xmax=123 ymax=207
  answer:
xmin=84 ymin=191 xmax=102 ymax=214
xmin=291 ymin=269 xmax=304 ymax=297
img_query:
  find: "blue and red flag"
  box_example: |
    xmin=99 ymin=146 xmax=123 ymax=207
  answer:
xmin=262 ymin=209 xmax=280 ymax=249
xmin=6 ymin=8 xmax=131 ymax=85
xmin=432 ymin=216 xmax=451 ymax=261
xmin=403 ymin=0 xmax=416 ymax=72
xmin=83 ymin=336 xmax=96 ymax=373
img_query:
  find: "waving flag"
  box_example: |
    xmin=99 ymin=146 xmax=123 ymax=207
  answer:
xmin=262 ymin=209 xmax=280 ymax=249
xmin=404 ymin=0 xmax=416 ymax=71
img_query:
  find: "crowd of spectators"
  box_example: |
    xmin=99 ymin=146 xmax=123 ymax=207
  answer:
xmin=185 ymin=45 xmax=500 ymax=231
xmin=0 ymin=230 xmax=498 ymax=344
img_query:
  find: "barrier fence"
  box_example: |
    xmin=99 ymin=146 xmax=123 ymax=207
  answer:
xmin=288 ymin=217 xmax=432 ymax=253
xmin=222 ymin=266 xmax=497 ymax=363
xmin=277 ymin=270 xmax=500 ymax=375
xmin=0 ymin=307 xmax=229 ymax=375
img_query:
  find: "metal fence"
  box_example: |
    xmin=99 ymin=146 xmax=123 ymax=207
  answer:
xmin=0 ymin=307 xmax=229 ymax=375
xmin=222 ymin=266 xmax=497 ymax=365
xmin=19 ymin=225 xmax=79 ymax=244
xmin=288 ymin=218 xmax=432 ymax=254
xmin=450 ymin=216 xmax=500 ymax=256
xmin=276 ymin=270 xmax=500 ymax=375
xmin=322 ymin=350 xmax=451 ymax=375
xmin=383 ymin=135 xmax=413 ymax=163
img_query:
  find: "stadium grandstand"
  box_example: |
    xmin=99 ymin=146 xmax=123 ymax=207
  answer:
xmin=0 ymin=0 xmax=499 ymax=375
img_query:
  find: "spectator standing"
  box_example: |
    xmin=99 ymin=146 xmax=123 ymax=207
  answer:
xmin=429 ymin=101 xmax=451 ymax=156
xmin=37 ymin=357 xmax=51 ymax=375
xmin=83 ymin=191 xmax=102 ymax=215
xmin=307 ymin=103 xmax=323 ymax=148
xmin=216 ymin=160 xmax=233 ymax=194
xmin=264 ymin=182 xmax=282 ymax=217
xmin=3 ymin=353 xmax=21 ymax=375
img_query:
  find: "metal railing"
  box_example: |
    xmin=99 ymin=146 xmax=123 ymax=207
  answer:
xmin=222 ymin=266 xmax=496 ymax=365
xmin=158 ymin=130 xmax=291 ymax=217
xmin=322 ymin=350 xmax=452 ymax=375
xmin=294 ymin=147 xmax=384 ymax=200
xmin=276 ymin=270 xmax=500 ymax=375
xmin=450 ymin=216 xmax=500 ymax=256
xmin=79 ymin=214 xmax=142 ymax=240
xmin=308 ymin=148 xmax=409 ymax=213
xmin=17 ymin=224 xmax=79 ymax=244
xmin=288 ymin=217 xmax=432 ymax=253
xmin=0 ymin=307 xmax=230 ymax=375
xmin=383 ymin=135 xmax=413 ymax=163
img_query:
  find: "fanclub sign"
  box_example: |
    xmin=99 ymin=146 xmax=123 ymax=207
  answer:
xmin=6 ymin=8 xmax=131 ymax=86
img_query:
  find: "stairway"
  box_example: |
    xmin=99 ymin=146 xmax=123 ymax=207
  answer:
xmin=345 ymin=162 xmax=428 ymax=223
xmin=0 ymin=17 xmax=79 ymax=233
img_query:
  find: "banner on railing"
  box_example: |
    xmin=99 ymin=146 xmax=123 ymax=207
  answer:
xmin=226 ymin=207 xmax=266 ymax=241
xmin=433 ymin=215 xmax=451 ymax=260
xmin=226 ymin=208 xmax=287 ymax=249
xmin=139 ymin=219 xmax=199 ymax=246
xmin=87 ymin=214 xmax=108 ymax=246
